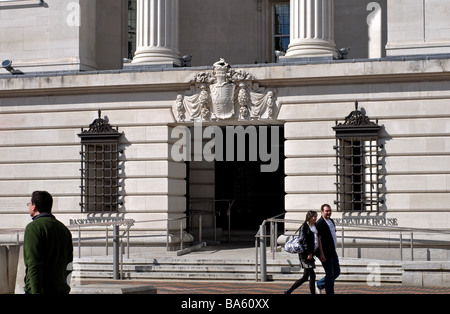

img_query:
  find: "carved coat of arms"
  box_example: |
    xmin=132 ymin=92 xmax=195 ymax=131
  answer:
xmin=174 ymin=59 xmax=278 ymax=122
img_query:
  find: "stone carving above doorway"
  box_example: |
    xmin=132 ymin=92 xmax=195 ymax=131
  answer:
xmin=175 ymin=59 xmax=278 ymax=122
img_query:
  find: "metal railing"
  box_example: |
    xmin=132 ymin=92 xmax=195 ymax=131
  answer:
xmin=67 ymin=219 xmax=134 ymax=258
xmin=254 ymin=213 xmax=302 ymax=282
xmin=129 ymin=216 xmax=188 ymax=252
xmin=0 ymin=220 xmax=132 ymax=281
xmin=255 ymin=212 xmax=450 ymax=282
xmin=189 ymin=209 xmax=220 ymax=243
xmin=334 ymin=224 xmax=450 ymax=260
xmin=0 ymin=0 xmax=45 ymax=4
xmin=72 ymin=219 xmax=134 ymax=280
xmin=189 ymin=199 xmax=235 ymax=244
xmin=0 ymin=215 xmax=194 ymax=280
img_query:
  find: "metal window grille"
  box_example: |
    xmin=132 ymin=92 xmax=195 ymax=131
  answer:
xmin=333 ymin=102 xmax=382 ymax=211
xmin=78 ymin=110 xmax=123 ymax=213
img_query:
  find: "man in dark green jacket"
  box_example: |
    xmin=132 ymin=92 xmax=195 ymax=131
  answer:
xmin=24 ymin=191 xmax=73 ymax=294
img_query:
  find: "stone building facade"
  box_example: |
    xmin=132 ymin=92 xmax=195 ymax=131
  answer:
xmin=0 ymin=0 xmax=449 ymax=257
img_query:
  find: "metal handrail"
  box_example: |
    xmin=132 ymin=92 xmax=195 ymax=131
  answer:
xmin=68 ymin=219 xmax=135 ymax=259
xmin=0 ymin=219 xmax=135 ymax=280
xmin=189 ymin=209 xmax=221 ymax=243
xmin=331 ymin=223 xmax=450 ymax=261
xmin=0 ymin=0 xmax=45 ymax=5
xmin=128 ymin=216 xmax=187 ymax=251
xmin=254 ymin=212 xmax=450 ymax=282
xmin=264 ymin=215 xmax=450 ymax=257
xmin=0 ymin=216 xmax=190 ymax=254
xmin=0 ymin=216 xmax=190 ymax=280
xmin=0 ymin=0 xmax=43 ymax=2
xmin=254 ymin=212 xmax=290 ymax=282
xmin=189 ymin=199 xmax=235 ymax=243
xmin=254 ymin=226 xmax=272 ymax=282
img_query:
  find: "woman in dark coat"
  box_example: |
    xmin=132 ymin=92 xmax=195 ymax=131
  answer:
xmin=285 ymin=210 xmax=319 ymax=294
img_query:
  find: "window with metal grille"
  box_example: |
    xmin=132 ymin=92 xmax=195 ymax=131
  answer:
xmin=333 ymin=102 xmax=382 ymax=211
xmin=78 ymin=110 xmax=123 ymax=213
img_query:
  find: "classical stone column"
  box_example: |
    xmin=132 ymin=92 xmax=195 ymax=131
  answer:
xmin=285 ymin=0 xmax=338 ymax=59
xmin=132 ymin=0 xmax=181 ymax=66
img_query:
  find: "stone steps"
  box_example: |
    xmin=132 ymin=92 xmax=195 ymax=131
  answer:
xmin=72 ymin=250 xmax=403 ymax=284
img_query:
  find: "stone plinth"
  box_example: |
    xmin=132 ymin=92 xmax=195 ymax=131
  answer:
xmin=402 ymin=262 xmax=450 ymax=287
xmin=0 ymin=245 xmax=20 ymax=294
xmin=71 ymin=284 xmax=157 ymax=294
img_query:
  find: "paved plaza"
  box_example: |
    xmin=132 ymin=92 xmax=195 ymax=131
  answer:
xmin=73 ymin=245 xmax=450 ymax=295
xmin=78 ymin=279 xmax=450 ymax=294
xmin=68 ymin=280 xmax=447 ymax=314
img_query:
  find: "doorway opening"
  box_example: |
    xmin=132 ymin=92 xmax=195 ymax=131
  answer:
xmin=186 ymin=125 xmax=285 ymax=244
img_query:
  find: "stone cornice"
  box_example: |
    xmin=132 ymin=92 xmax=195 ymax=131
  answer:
xmin=0 ymin=58 xmax=450 ymax=97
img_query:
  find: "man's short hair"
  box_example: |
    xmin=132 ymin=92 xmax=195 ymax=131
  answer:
xmin=320 ymin=203 xmax=331 ymax=212
xmin=31 ymin=191 xmax=53 ymax=213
